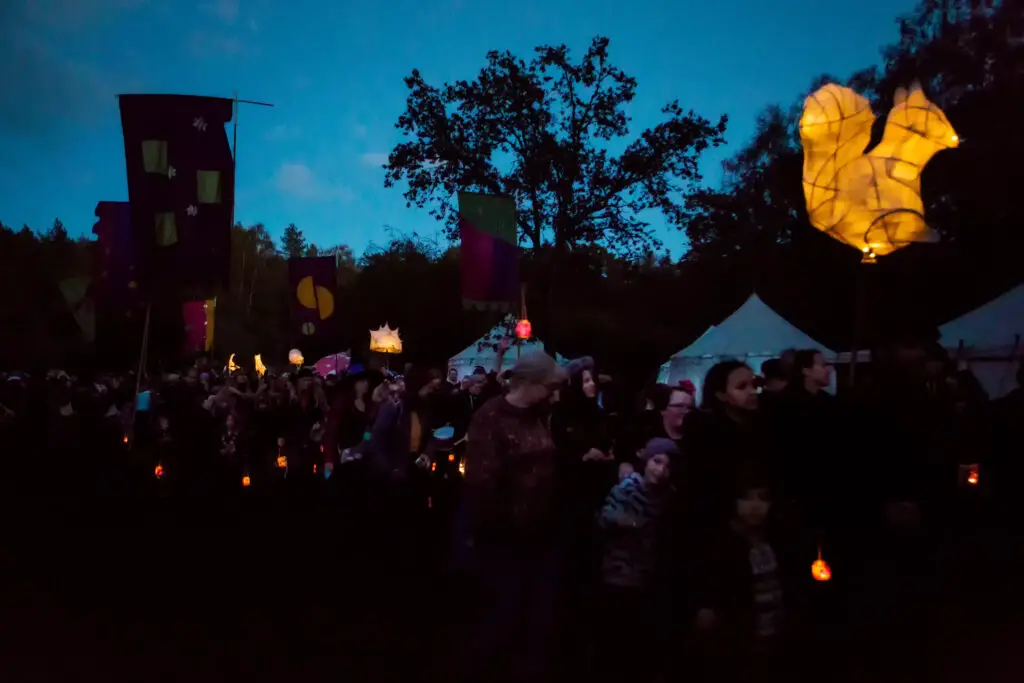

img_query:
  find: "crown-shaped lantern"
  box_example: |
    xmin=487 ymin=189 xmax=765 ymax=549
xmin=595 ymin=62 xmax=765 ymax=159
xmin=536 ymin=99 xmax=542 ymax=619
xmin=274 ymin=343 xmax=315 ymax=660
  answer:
xmin=369 ymin=324 xmax=403 ymax=355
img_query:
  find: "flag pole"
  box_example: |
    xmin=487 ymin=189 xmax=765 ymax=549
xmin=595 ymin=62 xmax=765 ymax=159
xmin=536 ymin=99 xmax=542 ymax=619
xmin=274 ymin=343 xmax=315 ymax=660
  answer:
xmin=230 ymin=91 xmax=239 ymax=233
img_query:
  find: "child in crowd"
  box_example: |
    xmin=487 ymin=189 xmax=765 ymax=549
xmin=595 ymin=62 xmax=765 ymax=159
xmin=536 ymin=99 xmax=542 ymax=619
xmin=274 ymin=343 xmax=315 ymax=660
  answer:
xmin=592 ymin=437 xmax=677 ymax=681
xmin=691 ymin=467 xmax=802 ymax=678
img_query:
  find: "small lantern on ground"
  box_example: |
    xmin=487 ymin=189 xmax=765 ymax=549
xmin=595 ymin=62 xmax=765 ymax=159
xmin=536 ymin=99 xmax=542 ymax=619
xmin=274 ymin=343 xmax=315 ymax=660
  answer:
xmin=811 ymin=547 xmax=832 ymax=582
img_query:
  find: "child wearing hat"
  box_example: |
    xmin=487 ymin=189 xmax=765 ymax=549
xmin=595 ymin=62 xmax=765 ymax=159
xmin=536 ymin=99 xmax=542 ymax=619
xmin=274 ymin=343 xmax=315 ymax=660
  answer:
xmin=591 ymin=437 xmax=677 ymax=679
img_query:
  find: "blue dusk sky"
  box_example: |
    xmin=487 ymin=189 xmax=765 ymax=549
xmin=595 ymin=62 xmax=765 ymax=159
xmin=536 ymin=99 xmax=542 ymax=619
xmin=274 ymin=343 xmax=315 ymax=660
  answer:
xmin=0 ymin=0 xmax=918 ymax=258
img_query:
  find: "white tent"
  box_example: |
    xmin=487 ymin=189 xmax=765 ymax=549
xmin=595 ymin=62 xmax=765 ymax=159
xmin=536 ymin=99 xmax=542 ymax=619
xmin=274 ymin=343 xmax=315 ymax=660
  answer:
xmin=939 ymin=283 xmax=1024 ymax=399
xmin=660 ymin=294 xmax=839 ymax=405
xmin=448 ymin=316 xmax=567 ymax=380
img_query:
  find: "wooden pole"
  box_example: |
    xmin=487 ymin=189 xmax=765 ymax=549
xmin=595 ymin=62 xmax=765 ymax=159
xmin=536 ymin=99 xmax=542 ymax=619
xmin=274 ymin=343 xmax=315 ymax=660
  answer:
xmin=848 ymin=264 xmax=868 ymax=386
xmin=229 ymin=91 xmax=239 ymax=233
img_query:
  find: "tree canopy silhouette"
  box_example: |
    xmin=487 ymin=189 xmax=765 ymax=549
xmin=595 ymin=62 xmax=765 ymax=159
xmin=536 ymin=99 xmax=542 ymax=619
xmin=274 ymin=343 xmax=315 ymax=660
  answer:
xmin=382 ymin=36 xmax=727 ymax=258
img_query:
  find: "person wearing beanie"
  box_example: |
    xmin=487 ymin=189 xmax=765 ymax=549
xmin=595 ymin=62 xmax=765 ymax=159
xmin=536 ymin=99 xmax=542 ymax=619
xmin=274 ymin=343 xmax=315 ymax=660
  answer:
xmin=591 ymin=436 xmax=676 ymax=680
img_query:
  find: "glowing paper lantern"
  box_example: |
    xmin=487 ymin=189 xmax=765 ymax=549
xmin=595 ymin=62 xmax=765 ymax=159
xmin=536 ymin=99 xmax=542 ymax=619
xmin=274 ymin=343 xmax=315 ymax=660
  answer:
xmin=154 ymin=463 xmax=164 ymax=479
xmin=799 ymin=82 xmax=958 ymax=263
xmin=226 ymin=353 xmax=240 ymax=373
xmin=242 ymin=474 xmax=251 ymax=487
xmin=369 ymin=324 xmax=403 ymax=355
xmin=288 ymin=349 xmax=304 ymax=367
xmin=811 ymin=548 xmax=832 ymax=582
xmin=515 ymin=318 xmax=532 ymax=340
xmin=458 ymin=461 xmax=466 ymax=476
xmin=254 ymin=354 xmax=267 ymax=377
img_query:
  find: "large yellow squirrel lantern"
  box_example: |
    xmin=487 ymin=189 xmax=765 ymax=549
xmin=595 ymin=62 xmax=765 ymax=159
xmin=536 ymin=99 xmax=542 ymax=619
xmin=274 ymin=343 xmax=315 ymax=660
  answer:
xmin=799 ymin=82 xmax=958 ymax=263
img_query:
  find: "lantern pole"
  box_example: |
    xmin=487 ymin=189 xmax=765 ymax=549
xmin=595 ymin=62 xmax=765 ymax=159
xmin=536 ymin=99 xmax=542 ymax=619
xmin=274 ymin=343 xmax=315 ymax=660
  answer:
xmin=129 ymin=302 xmax=152 ymax=450
xmin=847 ymin=263 xmax=870 ymax=386
xmin=518 ymin=284 xmax=527 ymax=360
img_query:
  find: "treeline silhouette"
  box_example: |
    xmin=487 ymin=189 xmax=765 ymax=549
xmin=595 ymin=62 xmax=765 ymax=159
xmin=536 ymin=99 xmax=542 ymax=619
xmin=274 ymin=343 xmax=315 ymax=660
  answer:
xmin=1 ymin=0 xmax=1018 ymax=383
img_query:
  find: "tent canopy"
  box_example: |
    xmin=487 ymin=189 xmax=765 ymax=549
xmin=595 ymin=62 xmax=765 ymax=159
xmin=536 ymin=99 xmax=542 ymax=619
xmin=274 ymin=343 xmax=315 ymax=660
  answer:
xmin=939 ymin=284 xmax=1024 ymax=399
xmin=671 ymin=295 xmax=835 ymax=360
xmin=448 ymin=316 xmax=554 ymax=379
xmin=661 ymin=294 xmax=836 ymax=404
xmin=940 ymin=283 xmax=1024 ymax=357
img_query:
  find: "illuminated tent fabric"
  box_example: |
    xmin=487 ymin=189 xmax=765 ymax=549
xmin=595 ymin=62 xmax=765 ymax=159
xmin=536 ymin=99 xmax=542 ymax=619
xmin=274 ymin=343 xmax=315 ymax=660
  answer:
xmin=448 ymin=316 xmax=567 ymax=380
xmin=939 ymin=284 xmax=1024 ymax=399
xmin=659 ymin=295 xmax=839 ymax=405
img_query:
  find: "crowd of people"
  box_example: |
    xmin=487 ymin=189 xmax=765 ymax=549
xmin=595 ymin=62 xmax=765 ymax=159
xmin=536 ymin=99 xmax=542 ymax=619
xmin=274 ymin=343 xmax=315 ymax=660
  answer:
xmin=1 ymin=330 xmax=1021 ymax=682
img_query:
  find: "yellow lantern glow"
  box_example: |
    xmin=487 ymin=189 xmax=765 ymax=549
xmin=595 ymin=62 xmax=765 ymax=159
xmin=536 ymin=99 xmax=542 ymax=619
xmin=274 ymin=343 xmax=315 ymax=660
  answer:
xmin=800 ymin=82 xmax=958 ymax=262
xmin=276 ymin=447 xmax=288 ymax=469
xmin=227 ymin=353 xmax=240 ymax=373
xmin=458 ymin=460 xmax=466 ymax=476
xmin=242 ymin=474 xmax=251 ymax=487
xmin=254 ymin=354 xmax=267 ymax=377
xmin=369 ymin=324 xmax=403 ymax=355
xmin=288 ymin=349 xmax=304 ymax=367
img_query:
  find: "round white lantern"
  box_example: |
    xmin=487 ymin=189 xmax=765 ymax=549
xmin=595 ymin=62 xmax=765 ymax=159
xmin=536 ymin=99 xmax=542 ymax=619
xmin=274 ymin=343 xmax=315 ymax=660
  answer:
xmin=288 ymin=348 xmax=304 ymax=366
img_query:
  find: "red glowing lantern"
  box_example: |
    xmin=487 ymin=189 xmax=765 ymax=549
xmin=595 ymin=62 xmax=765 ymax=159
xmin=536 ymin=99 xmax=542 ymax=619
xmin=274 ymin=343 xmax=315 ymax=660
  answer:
xmin=154 ymin=463 xmax=164 ymax=479
xmin=515 ymin=319 xmax=532 ymax=340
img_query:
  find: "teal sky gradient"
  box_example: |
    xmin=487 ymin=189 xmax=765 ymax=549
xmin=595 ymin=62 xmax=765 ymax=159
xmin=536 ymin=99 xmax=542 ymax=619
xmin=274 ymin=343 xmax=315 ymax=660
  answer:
xmin=0 ymin=0 xmax=918 ymax=258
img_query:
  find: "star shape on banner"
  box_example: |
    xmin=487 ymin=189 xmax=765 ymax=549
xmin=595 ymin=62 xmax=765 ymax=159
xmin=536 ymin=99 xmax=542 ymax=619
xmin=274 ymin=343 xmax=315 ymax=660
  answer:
xmin=186 ymin=205 xmax=198 ymax=217
xmin=193 ymin=117 xmax=207 ymax=132
xmin=167 ymin=166 xmax=176 ymax=179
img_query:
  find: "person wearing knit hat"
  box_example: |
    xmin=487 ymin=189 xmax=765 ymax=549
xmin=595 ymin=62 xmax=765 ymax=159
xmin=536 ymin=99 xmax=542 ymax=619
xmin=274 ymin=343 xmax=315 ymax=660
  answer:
xmin=592 ymin=435 xmax=675 ymax=682
xmin=641 ymin=437 xmax=680 ymax=464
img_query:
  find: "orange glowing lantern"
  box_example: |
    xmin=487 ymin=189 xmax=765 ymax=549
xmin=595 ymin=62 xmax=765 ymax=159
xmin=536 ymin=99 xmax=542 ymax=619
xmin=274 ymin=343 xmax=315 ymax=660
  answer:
xmin=154 ymin=463 xmax=164 ymax=478
xmin=276 ymin=450 xmax=288 ymax=469
xmin=431 ymin=462 xmax=437 ymax=473
xmin=242 ymin=474 xmax=251 ymax=487
xmin=966 ymin=464 xmax=979 ymax=486
xmin=448 ymin=453 xmax=456 ymax=462
xmin=458 ymin=460 xmax=466 ymax=476
xmin=123 ymin=434 xmax=129 ymax=444
xmin=811 ymin=548 xmax=832 ymax=582
xmin=515 ymin=319 xmax=532 ymax=340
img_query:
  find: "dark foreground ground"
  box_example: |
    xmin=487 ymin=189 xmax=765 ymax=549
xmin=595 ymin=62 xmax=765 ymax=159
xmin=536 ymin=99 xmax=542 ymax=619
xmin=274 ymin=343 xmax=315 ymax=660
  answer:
xmin=2 ymin=488 xmax=1022 ymax=683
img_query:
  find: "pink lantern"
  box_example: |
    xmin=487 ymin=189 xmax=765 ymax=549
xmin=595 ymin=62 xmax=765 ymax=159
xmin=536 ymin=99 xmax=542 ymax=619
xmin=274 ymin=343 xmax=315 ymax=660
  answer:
xmin=515 ymin=319 xmax=532 ymax=340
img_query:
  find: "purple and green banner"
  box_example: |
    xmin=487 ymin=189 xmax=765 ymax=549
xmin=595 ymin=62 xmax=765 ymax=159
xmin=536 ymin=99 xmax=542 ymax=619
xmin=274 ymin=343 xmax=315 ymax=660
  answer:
xmin=458 ymin=192 xmax=519 ymax=310
xmin=118 ymin=94 xmax=235 ymax=295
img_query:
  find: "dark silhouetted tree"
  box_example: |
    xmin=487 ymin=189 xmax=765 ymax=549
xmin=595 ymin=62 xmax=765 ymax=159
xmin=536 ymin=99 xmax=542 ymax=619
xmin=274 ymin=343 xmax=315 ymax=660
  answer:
xmin=280 ymin=223 xmax=307 ymax=258
xmin=383 ymin=36 xmax=727 ymax=258
xmin=45 ymin=218 xmax=69 ymax=243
